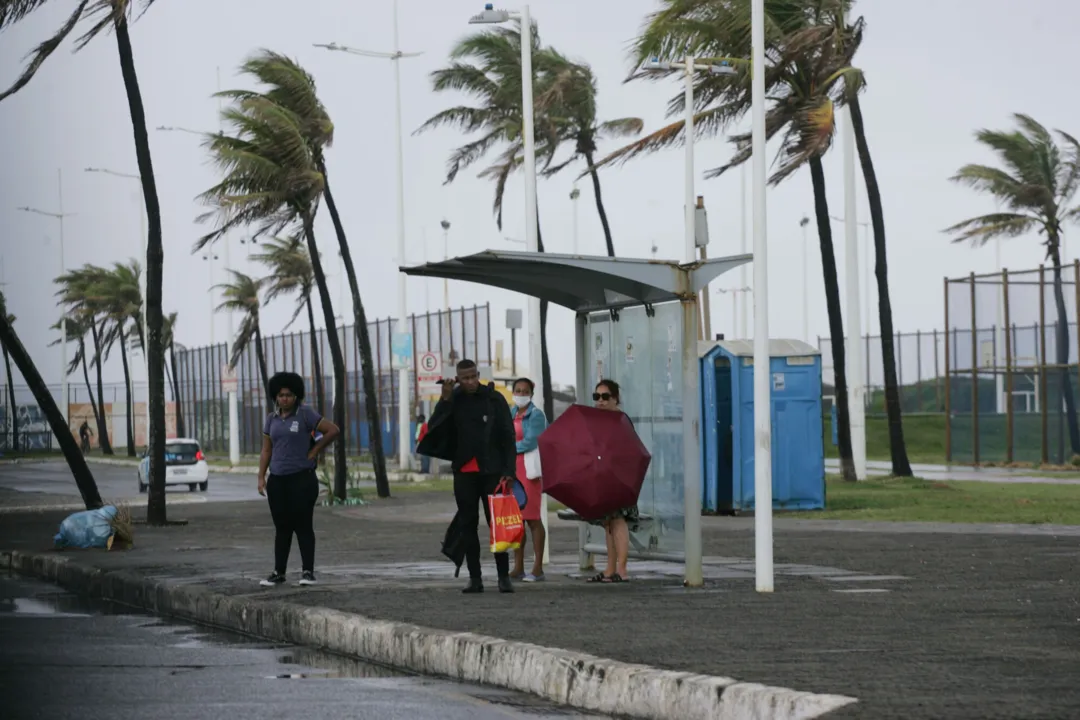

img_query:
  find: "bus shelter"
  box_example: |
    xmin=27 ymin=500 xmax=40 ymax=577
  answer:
xmin=402 ymin=250 xmax=751 ymax=583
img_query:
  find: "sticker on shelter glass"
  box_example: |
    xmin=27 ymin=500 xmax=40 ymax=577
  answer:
xmin=667 ymin=325 xmax=677 ymax=353
xmin=625 ymin=337 xmax=635 ymax=364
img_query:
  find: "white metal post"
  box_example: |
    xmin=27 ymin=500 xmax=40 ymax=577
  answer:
xmin=571 ymin=185 xmax=580 ymax=254
xmin=57 ymin=170 xmax=68 ymax=439
xmin=995 ymin=237 xmax=1005 ymax=414
xmin=518 ymin=5 xmax=549 ymax=562
xmin=751 ymin=0 xmax=774 ymax=593
xmin=216 ymin=66 xmax=240 ymax=461
xmin=393 ymin=1 xmax=411 ymax=470
xmin=843 ymin=107 xmax=867 ymax=481
xmin=801 ymin=217 xmax=810 ymax=342
xmin=681 ymin=56 xmax=703 ymax=587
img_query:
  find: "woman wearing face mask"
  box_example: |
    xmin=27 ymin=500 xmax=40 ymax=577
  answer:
xmin=509 ymin=377 xmax=548 ymax=582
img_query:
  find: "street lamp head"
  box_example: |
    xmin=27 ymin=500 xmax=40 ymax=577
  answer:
xmin=314 ymin=42 xmax=341 ymax=50
xmin=708 ymin=62 xmax=737 ymax=76
xmin=469 ymin=4 xmax=512 ymax=23
xmin=800 ymin=216 xmax=810 ymax=228
xmin=440 ymin=219 xmax=450 ymax=231
xmin=570 ymin=188 xmax=580 ymax=200
xmin=643 ymin=57 xmax=673 ymax=71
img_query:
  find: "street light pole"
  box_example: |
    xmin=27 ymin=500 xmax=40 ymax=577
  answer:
xmin=315 ymin=9 xmax=423 ymax=471
xmin=800 ymin=216 xmax=810 ymax=342
xmin=570 ymin=185 xmax=580 ymax=254
xmin=842 ymin=107 xmax=867 ymax=482
xmin=751 ymin=0 xmax=774 ymax=593
xmin=16 ymin=171 xmax=73 ymax=447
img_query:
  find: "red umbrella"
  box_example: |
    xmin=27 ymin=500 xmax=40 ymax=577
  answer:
xmin=538 ymin=404 xmax=651 ymax=520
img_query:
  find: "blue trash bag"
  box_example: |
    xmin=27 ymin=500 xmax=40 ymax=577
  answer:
xmin=53 ymin=506 xmax=118 ymax=549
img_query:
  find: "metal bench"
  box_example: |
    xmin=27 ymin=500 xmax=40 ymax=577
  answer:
xmin=555 ymin=509 xmax=662 ymax=569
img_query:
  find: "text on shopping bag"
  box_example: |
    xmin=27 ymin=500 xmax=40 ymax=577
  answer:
xmin=488 ymin=484 xmax=525 ymax=553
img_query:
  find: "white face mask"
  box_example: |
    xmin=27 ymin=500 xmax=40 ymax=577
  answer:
xmin=512 ymin=395 xmax=531 ymax=408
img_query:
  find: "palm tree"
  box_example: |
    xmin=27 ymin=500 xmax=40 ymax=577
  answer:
xmin=50 ymin=314 xmax=101 ymax=447
xmin=537 ymin=53 xmax=643 ymax=257
xmin=195 ymin=91 xmax=348 ymax=500
xmin=418 ymin=22 xmax=563 ymax=420
xmin=162 ymin=312 xmax=185 ymax=437
xmin=1 ymin=0 xmax=169 ymax=522
xmin=3 ymin=307 xmax=16 ymax=452
xmin=0 ymin=292 xmax=102 ymax=508
xmin=252 ymin=235 xmax=324 ymax=415
xmin=601 ymin=0 xmax=860 ymax=480
xmin=88 ymin=261 xmax=143 ymax=456
xmin=55 ymin=266 xmax=114 ymax=454
xmin=227 ymin=50 xmax=389 ymax=497
xmin=947 ymin=114 xmax=1080 ymax=456
xmin=215 ymin=270 xmax=270 ymax=398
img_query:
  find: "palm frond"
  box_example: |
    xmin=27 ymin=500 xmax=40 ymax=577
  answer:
xmin=0 ymin=0 xmax=89 ymax=103
xmin=943 ymin=213 xmax=1040 ymax=246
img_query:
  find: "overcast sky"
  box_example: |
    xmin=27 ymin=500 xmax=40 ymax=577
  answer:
xmin=1 ymin=0 xmax=1074 ymax=393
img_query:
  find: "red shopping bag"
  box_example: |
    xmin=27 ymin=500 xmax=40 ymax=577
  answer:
xmin=488 ymin=480 xmax=525 ymax=553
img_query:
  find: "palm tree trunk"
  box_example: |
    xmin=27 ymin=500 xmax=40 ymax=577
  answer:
xmin=583 ymin=150 xmax=616 ymax=258
xmin=305 ymin=296 xmax=325 ymax=416
xmin=4 ymin=346 xmax=16 ymax=452
xmin=253 ymin=325 xmax=270 ymax=401
xmin=319 ymin=165 xmax=389 ymax=498
xmin=0 ymin=313 xmax=102 ymax=508
xmin=1049 ymin=241 xmax=1080 ymax=455
xmin=79 ymin=340 xmax=100 ymax=444
xmin=169 ymin=342 xmax=185 ymax=437
xmin=535 ymin=219 xmax=555 ymax=422
xmin=118 ymin=330 xmax=135 ymax=457
xmin=301 ymin=212 xmax=348 ymax=501
xmin=809 ymin=157 xmax=856 ymax=481
xmin=114 ymin=14 xmax=167 ymax=524
xmin=90 ymin=320 xmax=113 ymax=454
xmin=848 ymin=96 xmax=912 ymax=476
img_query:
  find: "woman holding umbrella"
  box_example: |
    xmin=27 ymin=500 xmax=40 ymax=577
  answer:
xmin=509 ymin=377 xmax=548 ymax=582
xmin=587 ymin=379 xmax=639 ymax=584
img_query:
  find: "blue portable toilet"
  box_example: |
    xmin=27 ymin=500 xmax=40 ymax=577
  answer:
xmin=699 ymin=339 xmax=825 ymax=512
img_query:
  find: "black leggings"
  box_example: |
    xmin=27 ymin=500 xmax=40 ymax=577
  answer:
xmin=453 ymin=471 xmax=510 ymax=580
xmin=266 ymin=469 xmax=320 ymax=573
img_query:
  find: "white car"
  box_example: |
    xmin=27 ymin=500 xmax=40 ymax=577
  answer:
xmin=138 ymin=438 xmax=210 ymax=493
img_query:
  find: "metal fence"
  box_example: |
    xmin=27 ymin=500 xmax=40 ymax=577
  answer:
xmin=175 ymin=304 xmax=492 ymax=455
xmin=944 ymin=264 xmax=1080 ymax=465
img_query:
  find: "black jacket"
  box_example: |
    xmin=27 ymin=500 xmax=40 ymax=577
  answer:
xmin=417 ymin=382 xmax=516 ymax=477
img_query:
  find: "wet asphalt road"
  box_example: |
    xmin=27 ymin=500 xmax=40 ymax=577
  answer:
xmin=0 ymin=573 xmax=604 ymax=720
xmin=0 ymin=461 xmax=259 ymax=505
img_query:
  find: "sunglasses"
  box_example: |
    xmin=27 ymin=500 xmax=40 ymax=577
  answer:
xmin=592 ymin=392 xmax=614 ymax=402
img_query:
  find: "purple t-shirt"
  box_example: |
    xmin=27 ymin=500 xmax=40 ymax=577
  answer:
xmin=263 ymin=405 xmax=323 ymax=476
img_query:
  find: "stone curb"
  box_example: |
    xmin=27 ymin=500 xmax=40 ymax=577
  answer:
xmin=5 ymin=549 xmax=855 ymax=720
xmin=0 ymin=495 xmax=206 ymax=516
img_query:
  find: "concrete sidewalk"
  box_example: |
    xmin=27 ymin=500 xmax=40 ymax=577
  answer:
xmin=2 ymin=492 xmax=1078 ymax=718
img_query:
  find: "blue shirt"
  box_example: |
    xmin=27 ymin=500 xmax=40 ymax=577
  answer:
xmin=263 ymin=405 xmax=323 ymax=476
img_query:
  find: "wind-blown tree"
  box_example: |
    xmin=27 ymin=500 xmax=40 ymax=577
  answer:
xmin=252 ymin=235 xmax=324 ymax=415
xmin=195 ymin=92 xmax=348 ymax=500
xmin=1 ymin=0 xmax=169 ymax=522
xmin=417 ymin=22 xmax=564 ymax=421
xmin=600 ymin=0 xmax=862 ymax=480
xmin=90 ymin=261 xmax=144 ymax=456
xmin=537 ymin=53 xmax=643 ymax=257
xmin=0 ymin=292 xmax=102 ymax=508
xmin=50 ymin=314 xmax=102 ymax=446
xmin=227 ymin=50 xmax=388 ymax=497
xmin=55 ymin=265 xmax=114 ymax=454
xmin=215 ymin=270 xmax=270 ymax=399
xmin=947 ymin=113 xmax=1080 ymax=456
xmin=162 ymin=311 xmax=184 ymax=437
xmin=3 ymin=307 xmax=16 ymax=452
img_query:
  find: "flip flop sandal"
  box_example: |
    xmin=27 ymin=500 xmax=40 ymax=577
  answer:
xmin=606 ymin=574 xmax=629 ymax=583
xmin=587 ymin=572 xmax=612 ymax=583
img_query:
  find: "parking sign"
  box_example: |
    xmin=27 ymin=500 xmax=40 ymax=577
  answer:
xmin=418 ymin=351 xmax=442 ymax=395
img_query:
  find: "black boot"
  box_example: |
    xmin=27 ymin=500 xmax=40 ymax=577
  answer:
xmin=497 ymin=575 xmax=514 ymax=593
xmin=462 ymin=577 xmax=484 ymax=594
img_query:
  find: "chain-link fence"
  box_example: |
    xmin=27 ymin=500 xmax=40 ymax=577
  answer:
xmin=945 ymin=264 xmax=1080 ymax=465
xmin=174 ymin=305 xmax=492 ymax=455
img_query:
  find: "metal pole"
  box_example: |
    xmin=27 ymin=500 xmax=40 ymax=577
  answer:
xmin=571 ymin=185 xmax=580 ymax=254
xmin=843 ymin=107 xmax=866 ymax=480
xmin=511 ymin=328 xmax=517 ymax=375
xmin=679 ymin=55 xmax=704 ymax=589
xmin=58 ymin=169 xmax=68 ymax=443
xmin=751 ymin=0 xmax=774 ymax=592
xmin=800 ymin=216 xmax=809 ymax=342
xmin=391 ymin=0 xmax=411 ymax=470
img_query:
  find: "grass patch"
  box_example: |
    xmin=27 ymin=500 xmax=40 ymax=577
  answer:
xmin=824 ymin=413 xmax=949 ymax=465
xmin=809 ymin=474 xmax=1080 ymax=524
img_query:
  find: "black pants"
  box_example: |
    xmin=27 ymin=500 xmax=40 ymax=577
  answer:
xmin=266 ymin=469 xmax=320 ymax=573
xmin=453 ymin=471 xmax=510 ymax=580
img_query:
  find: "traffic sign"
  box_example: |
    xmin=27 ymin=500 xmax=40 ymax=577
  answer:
xmin=417 ymin=351 xmax=442 ymax=395
xmin=221 ymin=364 xmax=238 ymax=394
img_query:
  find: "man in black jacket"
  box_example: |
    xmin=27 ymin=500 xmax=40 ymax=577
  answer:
xmin=418 ymin=359 xmax=517 ymax=593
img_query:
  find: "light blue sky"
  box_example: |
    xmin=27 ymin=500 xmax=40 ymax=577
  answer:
xmin=1 ymin=0 xmax=1074 ymax=392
